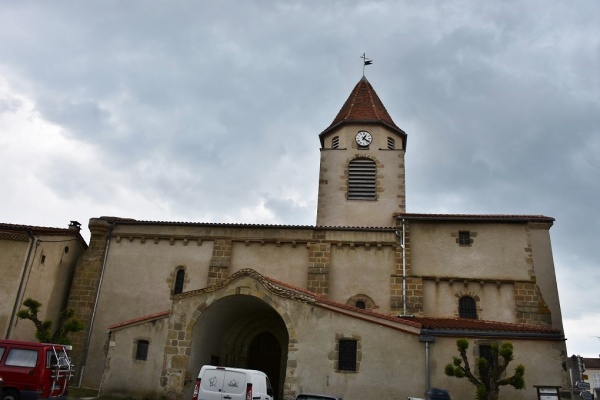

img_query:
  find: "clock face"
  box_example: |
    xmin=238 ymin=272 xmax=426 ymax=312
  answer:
xmin=356 ymin=131 xmax=372 ymax=146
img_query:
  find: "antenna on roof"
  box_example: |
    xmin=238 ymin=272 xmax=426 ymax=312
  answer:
xmin=361 ymin=53 xmax=373 ymax=76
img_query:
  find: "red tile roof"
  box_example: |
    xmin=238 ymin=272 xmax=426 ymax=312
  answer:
xmin=320 ymin=77 xmax=406 ymax=147
xmin=108 ymin=310 xmax=171 ymax=331
xmin=400 ymin=316 xmax=563 ymax=336
xmin=570 ymin=357 xmax=600 ymax=369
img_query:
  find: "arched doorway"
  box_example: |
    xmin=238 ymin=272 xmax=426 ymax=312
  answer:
xmin=186 ymin=295 xmax=289 ymax=400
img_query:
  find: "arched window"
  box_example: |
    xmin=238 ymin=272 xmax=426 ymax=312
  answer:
xmin=347 ymin=294 xmax=376 ymax=311
xmin=459 ymin=296 xmax=478 ymax=319
xmin=174 ymin=269 xmax=185 ymax=295
xmin=348 ymin=158 xmax=376 ymax=200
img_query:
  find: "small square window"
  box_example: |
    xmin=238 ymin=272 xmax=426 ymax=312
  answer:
xmin=458 ymin=231 xmax=471 ymax=246
xmin=135 ymin=340 xmax=149 ymax=361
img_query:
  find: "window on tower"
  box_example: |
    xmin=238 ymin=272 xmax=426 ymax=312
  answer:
xmin=332 ymin=136 xmax=339 ymax=149
xmin=387 ymin=137 xmax=395 ymax=149
xmin=348 ymin=158 xmax=376 ymax=200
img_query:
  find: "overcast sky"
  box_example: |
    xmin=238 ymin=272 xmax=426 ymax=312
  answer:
xmin=1 ymin=1 xmax=599 ymax=358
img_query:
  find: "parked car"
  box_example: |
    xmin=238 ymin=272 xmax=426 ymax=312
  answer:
xmin=425 ymin=388 xmax=450 ymax=400
xmin=191 ymin=365 xmax=273 ymax=400
xmin=0 ymin=340 xmax=73 ymax=400
xmin=408 ymin=388 xmax=451 ymax=400
xmin=295 ymin=394 xmax=343 ymax=400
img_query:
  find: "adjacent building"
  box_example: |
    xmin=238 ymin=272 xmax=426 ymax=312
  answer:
xmin=0 ymin=221 xmax=87 ymax=340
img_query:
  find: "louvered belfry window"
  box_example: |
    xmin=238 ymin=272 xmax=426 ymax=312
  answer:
xmin=348 ymin=158 xmax=376 ymax=200
xmin=387 ymin=137 xmax=395 ymax=149
xmin=332 ymin=136 xmax=340 ymax=149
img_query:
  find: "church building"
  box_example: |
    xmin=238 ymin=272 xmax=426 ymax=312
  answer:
xmin=36 ymin=77 xmax=570 ymax=399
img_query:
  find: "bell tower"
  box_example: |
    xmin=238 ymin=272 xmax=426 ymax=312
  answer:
xmin=316 ymin=76 xmax=407 ymax=227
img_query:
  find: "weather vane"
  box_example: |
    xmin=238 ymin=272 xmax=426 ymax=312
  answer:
xmin=361 ymin=53 xmax=373 ymax=76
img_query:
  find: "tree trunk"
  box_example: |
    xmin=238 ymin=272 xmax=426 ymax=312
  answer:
xmin=487 ymin=389 xmax=500 ymax=400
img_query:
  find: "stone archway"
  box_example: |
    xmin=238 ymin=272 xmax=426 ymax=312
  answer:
xmin=185 ymin=295 xmax=289 ymax=400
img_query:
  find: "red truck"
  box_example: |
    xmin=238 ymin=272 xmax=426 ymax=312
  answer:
xmin=0 ymin=340 xmax=73 ymax=400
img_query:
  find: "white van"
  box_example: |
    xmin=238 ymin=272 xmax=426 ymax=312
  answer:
xmin=191 ymin=365 xmax=274 ymax=400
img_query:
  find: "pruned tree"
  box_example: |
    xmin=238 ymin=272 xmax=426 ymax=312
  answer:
xmin=444 ymin=338 xmax=525 ymax=400
xmin=17 ymin=298 xmax=84 ymax=345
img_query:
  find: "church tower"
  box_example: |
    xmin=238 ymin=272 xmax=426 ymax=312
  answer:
xmin=316 ymin=76 xmax=407 ymax=227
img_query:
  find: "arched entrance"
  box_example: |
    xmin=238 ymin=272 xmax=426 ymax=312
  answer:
xmin=186 ymin=295 xmax=289 ymax=400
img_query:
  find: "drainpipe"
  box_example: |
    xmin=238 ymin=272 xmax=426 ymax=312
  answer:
xmin=395 ymin=219 xmax=408 ymax=316
xmin=402 ymin=218 xmax=407 ymax=316
xmin=78 ymin=222 xmax=114 ymax=387
xmin=7 ymin=229 xmax=37 ymax=338
xmin=419 ymin=335 xmax=436 ymax=395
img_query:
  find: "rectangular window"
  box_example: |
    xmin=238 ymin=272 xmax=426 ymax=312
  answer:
xmin=135 ymin=340 xmax=149 ymax=361
xmin=593 ymin=373 xmax=600 ymax=388
xmin=46 ymin=350 xmax=58 ymax=368
xmin=479 ymin=344 xmax=496 ymax=370
xmin=6 ymin=348 xmax=39 ymax=367
xmin=458 ymin=231 xmax=471 ymax=246
xmin=338 ymin=339 xmax=357 ymax=371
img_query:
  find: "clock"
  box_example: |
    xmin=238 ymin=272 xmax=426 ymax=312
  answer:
xmin=355 ymin=131 xmax=372 ymax=146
